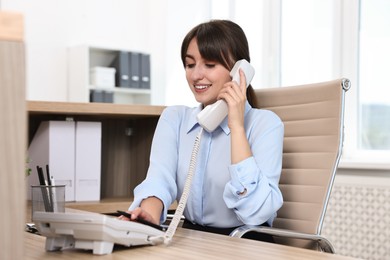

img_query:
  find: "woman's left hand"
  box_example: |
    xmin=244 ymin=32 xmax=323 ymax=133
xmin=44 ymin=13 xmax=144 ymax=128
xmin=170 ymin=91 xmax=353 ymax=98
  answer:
xmin=218 ymin=69 xmax=247 ymax=131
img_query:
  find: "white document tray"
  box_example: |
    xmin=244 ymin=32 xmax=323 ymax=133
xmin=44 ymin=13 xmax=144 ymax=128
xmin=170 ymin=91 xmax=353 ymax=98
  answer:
xmin=33 ymin=211 xmax=165 ymax=255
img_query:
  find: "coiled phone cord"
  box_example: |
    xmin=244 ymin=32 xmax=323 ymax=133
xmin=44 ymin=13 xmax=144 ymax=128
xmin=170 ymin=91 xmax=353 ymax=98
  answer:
xmin=162 ymin=128 xmax=204 ymax=245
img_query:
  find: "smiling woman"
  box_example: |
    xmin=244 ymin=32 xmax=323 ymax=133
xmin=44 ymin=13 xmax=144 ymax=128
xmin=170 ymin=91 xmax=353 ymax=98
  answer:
xmin=126 ymin=19 xmax=284 ymax=243
xmin=183 ymin=39 xmax=232 ymax=106
xmin=180 ymin=19 xmax=258 ymax=108
xmin=185 ymin=38 xmax=230 ymax=106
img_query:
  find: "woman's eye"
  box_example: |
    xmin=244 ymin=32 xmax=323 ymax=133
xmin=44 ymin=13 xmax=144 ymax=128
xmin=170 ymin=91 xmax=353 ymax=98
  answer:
xmin=205 ymin=64 xmax=216 ymax=68
xmin=186 ymin=64 xmax=195 ymax=69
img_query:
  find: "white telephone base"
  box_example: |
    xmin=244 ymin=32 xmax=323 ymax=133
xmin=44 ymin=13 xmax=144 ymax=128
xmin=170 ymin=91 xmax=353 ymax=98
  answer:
xmin=33 ymin=211 xmax=165 ymax=255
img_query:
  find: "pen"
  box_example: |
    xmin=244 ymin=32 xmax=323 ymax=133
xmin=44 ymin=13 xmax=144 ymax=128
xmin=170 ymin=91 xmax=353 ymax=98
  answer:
xmin=36 ymin=166 xmax=45 ymax=186
xmin=50 ymin=176 xmax=58 ymax=212
xmin=36 ymin=166 xmax=52 ymax=212
xmin=46 ymin=164 xmax=52 ymax=186
xmin=44 ymin=164 xmax=55 ymax=211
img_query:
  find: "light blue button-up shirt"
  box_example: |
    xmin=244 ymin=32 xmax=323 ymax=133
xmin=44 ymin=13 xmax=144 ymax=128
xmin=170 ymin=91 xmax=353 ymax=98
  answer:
xmin=129 ymin=102 xmax=284 ymax=228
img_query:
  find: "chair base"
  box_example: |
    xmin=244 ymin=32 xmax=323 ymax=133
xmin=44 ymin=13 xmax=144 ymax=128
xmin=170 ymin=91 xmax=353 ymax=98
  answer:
xmin=229 ymin=225 xmax=335 ymax=254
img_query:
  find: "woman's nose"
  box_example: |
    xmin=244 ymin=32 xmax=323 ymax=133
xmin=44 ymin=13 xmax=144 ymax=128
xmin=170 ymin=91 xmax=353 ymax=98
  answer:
xmin=191 ymin=65 xmax=204 ymax=81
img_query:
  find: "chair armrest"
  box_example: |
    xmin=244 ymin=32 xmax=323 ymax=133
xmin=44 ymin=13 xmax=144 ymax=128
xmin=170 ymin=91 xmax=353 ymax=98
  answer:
xmin=229 ymin=225 xmax=335 ymax=253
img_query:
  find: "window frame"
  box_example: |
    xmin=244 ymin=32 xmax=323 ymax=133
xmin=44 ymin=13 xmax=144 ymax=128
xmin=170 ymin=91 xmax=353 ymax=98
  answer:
xmin=217 ymin=0 xmax=390 ymax=168
xmin=261 ymin=0 xmax=390 ymax=168
xmin=339 ymin=0 xmax=390 ymax=168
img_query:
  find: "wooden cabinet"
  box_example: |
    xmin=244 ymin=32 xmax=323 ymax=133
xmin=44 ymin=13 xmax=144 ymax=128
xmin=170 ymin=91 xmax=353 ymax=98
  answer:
xmin=28 ymin=101 xmax=165 ymax=201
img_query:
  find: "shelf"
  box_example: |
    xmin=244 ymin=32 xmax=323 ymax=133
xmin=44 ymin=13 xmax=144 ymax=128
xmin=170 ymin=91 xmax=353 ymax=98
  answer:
xmin=27 ymin=100 xmax=164 ymax=117
xmin=69 ymin=45 xmax=152 ymax=105
xmin=28 ymin=101 xmax=165 ymax=201
xmin=90 ymin=85 xmax=151 ymax=95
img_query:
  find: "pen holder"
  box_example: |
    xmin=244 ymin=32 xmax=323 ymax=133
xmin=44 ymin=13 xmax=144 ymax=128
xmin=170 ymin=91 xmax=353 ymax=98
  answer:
xmin=31 ymin=185 xmax=65 ymax=222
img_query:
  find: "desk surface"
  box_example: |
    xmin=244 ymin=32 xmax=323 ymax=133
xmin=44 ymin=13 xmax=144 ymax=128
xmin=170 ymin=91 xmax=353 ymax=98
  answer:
xmin=27 ymin=100 xmax=165 ymax=117
xmin=24 ymin=222 xmax=355 ymax=260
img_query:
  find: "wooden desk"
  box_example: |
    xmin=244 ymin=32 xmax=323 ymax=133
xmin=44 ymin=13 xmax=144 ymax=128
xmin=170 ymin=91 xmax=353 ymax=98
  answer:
xmin=24 ymin=224 xmax=355 ymax=260
xmin=24 ymin=204 xmax=356 ymax=259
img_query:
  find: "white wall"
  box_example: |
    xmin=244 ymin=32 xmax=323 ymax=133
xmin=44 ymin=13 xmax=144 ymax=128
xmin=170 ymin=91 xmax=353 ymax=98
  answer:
xmin=3 ymin=0 xmax=159 ymax=103
xmin=3 ymin=0 xmax=267 ymax=106
xmin=158 ymin=0 xmax=212 ymax=106
xmin=2 ymin=0 xmax=219 ymax=106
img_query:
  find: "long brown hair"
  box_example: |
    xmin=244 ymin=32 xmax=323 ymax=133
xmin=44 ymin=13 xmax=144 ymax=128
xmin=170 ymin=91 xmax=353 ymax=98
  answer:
xmin=181 ymin=19 xmax=258 ymax=108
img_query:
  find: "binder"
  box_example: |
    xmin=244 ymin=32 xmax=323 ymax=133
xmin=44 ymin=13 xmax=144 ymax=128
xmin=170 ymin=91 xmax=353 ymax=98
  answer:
xmin=111 ymin=51 xmax=130 ymax=87
xmin=104 ymin=91 xmax=114 ymax=103
xmin=74 ymin=122 xmax=102 ymax=201
xmin=90 ymin=90 xmax=114 ymax=103
xmin=90 ymin=89 xmax=104 ymax=103
xmin=27 ymin=121 xmax=76 ymax=201
xmin=129 ymin=52 xmax=141 ymax=88
xmin=27 ymin=121 xmax=102 ymax=202
xmin=140 ymin=53 xmax=151 ymax=89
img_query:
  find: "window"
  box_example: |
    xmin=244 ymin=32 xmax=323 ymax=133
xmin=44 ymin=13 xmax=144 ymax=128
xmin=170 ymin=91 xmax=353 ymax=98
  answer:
xmin=358 ymin=0 xmax=390 ymax=151
xmin=267 ymin=0 xmax=390 ymax=164
xmin=281 ymin=0 xmax=334 ymax=86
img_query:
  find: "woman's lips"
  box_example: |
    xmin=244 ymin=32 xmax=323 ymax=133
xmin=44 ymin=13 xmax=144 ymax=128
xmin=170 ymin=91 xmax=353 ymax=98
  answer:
xmin=194 ymin=84 xmax=211 ymax=92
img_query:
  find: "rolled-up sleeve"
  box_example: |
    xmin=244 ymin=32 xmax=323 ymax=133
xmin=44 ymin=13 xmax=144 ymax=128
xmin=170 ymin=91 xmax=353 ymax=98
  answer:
xmin=226 ymin=157 xmax=261 ymax=197
xmin=223 ymin=113 xmax=284 ymax=226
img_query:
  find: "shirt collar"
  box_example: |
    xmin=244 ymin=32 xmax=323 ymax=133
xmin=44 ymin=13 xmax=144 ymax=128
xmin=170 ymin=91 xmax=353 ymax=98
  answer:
xmin=186 ymin=102 xmax=252 ymax=134
xmin=186 ymin=105 xmax=202 ymax=133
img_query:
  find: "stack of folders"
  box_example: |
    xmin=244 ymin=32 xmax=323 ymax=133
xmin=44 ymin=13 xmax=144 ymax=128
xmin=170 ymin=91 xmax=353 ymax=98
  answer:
xmin=110 ymin=51 xmax=151 ymax=89
xmin=90 ymin=89 xmax=114 ymax=103
xmin=28 ymin=121 xmax=102 ymax=202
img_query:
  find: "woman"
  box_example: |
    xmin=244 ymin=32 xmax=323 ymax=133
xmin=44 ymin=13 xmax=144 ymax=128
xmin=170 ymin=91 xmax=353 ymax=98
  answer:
xmin=125 ymin=19 xmax=284 ymax=242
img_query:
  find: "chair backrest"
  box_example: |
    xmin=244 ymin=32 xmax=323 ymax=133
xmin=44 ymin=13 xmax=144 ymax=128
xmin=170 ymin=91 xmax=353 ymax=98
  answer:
xmin=254 ymin=78 xmax=350 ymax=248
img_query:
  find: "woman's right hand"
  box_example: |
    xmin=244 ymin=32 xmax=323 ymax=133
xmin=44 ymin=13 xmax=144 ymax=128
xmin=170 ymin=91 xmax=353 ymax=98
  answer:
xmin=125 ymin=207 xmax=157 ymax=225
xmin=123 ymin=197 xmax=163 ymax=225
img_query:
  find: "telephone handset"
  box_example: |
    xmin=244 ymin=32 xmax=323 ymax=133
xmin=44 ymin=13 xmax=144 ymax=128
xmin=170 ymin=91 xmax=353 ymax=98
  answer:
xmin=196 ymin=59 xmax=255 ymax=132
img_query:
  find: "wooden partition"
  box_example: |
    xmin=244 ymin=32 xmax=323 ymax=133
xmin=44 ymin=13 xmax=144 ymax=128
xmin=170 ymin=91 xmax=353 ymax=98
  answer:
xmin=0 ymin=11 xmax=26 ymax=260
